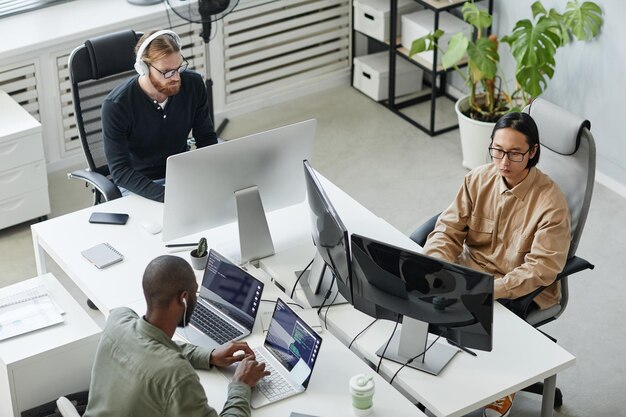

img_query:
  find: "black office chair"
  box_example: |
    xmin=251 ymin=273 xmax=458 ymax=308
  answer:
xmin=67 ymin=30 xmax=143 ymax=205
xmin=410 ymin=98 xmax=596 ymax=408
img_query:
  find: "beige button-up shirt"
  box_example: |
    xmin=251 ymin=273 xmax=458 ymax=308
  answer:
xmin=423 ymin=164 xmax=570 ymax=309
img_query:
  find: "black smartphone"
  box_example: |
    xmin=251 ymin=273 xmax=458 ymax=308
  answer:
xmin=89 ymin=212 xmax=129 ymax=225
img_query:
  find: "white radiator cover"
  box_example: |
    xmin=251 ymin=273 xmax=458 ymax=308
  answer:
xmin=212 ymin=0 xmax=351 ymax=115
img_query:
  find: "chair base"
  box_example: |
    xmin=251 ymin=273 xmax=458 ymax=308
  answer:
xmin=522 ymin=382 xmax=563 ymax=408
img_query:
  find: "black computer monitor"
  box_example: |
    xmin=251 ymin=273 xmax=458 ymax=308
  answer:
xmin=301 ymin=160 xmax=351 ymax=307
xmin=350 ymin=233 xmax=493 ymax=375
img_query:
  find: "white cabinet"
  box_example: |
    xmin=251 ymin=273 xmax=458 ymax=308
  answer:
xmin=0 ymin=273 xmax=102 ymax=417
xmin=0 ymin=90 xmax=50 ymax=229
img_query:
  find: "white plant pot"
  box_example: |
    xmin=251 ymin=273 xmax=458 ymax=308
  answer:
xmin=455 ymin=96 xmax=496 ymax=170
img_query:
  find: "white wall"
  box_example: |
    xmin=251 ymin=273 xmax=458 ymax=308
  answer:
xmin=493 ymin=0 xmax=626 ymax=195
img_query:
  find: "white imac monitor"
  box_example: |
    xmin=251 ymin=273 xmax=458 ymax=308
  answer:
xmin=163 ymin=119 xmax=316 ymax=262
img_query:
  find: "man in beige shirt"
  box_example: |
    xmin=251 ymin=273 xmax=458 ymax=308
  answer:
xmin=423 ymin=112 xmax=570 ymax=417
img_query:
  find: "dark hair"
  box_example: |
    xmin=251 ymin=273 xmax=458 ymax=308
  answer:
xmin=143 ymin=255 xmax=194 ymax=309
xmin=490 ymin=112 xmax=540 ymax=168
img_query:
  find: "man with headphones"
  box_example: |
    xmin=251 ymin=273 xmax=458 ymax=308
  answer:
xmin=102 ymin=29 xmax=218 ymax=202
xmin=84 ymin=255 xmax=268 ymax=416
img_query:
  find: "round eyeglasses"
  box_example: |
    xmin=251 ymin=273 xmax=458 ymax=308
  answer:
xmin=488 ymin=147 xmax=532 ymax=163
xmin=149 ymin=57 xmax=189 ymax=79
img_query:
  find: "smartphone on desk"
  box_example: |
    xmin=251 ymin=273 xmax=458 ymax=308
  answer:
xmin=89 ymin=212 xmax=129 ymax=225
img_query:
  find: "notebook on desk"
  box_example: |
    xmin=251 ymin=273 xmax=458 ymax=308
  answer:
xmin=177 ymin=249 xmax=264 ymax=350
xmin=221 ymin=298 xmax=323 ymax=408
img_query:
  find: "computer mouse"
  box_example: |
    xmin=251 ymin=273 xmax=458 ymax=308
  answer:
xmin=141 ymin=220 xmax=162 ymax=235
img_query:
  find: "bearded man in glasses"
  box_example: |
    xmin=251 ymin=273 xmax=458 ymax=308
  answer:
xmin=422 ymin=112 xmax=570 ymax=417
xmin=102 ymin=29 xmax=217 ymax=202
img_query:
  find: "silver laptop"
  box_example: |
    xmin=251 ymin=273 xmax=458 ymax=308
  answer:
xmin=221 ymin=298 xmax=323 ymax=408
xmin=178 ymin=249 xmax=264 ymax=349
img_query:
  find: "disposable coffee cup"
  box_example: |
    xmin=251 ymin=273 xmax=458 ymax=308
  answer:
xmin=349 ymin=374 xmax=375 ymax=416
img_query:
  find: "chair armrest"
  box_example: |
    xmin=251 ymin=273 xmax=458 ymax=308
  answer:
xmin=409 ymin=212 xmax=441 ymax=247
xmin=68 ymin=169 xmax=122 ymax=202
xmin=505 ymin=256 xmax=595 ymax=320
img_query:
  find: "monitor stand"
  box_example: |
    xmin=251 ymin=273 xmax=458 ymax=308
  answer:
xmin=296 ymin=253 xmax=347 ymax=308
xmin=235 ymin=186 xmax=275 ymax=263
xmin=375 ymin=317 xmax=458 ymax=376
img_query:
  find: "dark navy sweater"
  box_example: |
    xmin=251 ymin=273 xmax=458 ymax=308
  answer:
xmin=102 ymin=71 xmax=217 ymax=202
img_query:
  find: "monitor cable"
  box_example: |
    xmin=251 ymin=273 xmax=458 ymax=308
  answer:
xmin=348 ymin=318 xmax=378 ymax=350
xmin=316 ymin=272 xmax=337 ymax=316
xmin=388 ymin=335 xmax=441 ymax=385
xmin=290 ymin=257 xmax=315 ymax=299
xmin=260 ymin=299 xmax=304 ymax=310
xmin=376 ymin=315 xmax=401 ymax=374
xmin=322 ymin=283 xmax=340 ymax=330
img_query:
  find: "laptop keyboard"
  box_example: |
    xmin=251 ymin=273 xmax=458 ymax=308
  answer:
xmin=253 ymin=348 xmax=297 ymax=401
xmin=190 ymin=303 xmax=243 ymax=345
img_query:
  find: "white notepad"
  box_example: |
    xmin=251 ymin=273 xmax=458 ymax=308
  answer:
xmin=81 ymin=242 xmax=124 ymax=269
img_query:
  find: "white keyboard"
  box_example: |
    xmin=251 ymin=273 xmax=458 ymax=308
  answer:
xmin=253 ymin=348 xmax=296 ymax=401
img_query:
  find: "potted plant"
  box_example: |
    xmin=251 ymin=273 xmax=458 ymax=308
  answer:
xmin=409 ymin=1 xmax=603 ymax=169
xmin=190 ymin=237 xmax=208 ymax=270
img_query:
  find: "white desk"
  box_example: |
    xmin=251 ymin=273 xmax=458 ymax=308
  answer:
xmin=323 ymin=303 xmax=575 ymax=417
xmin=0 ymin=274 xmax=101 ymax=417
xmin=31 ymin=175 xmax=574 ymax=417
xmin=123 ymin=266 xmax=427 ymax=417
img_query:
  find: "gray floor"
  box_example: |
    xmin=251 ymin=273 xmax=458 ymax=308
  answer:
xmin=1 ymin=85 xmax=624 ymax=416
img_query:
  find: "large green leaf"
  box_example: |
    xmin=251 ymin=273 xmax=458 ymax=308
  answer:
xmin=466 ymin=37 xmax=498 ymax=81
xmin=462 ymin=2 xmax=491 ymax=32
xmin=502 ymin=16 xmax=561 ymax=97
xmin=441 ymin=32 xmax=469 ymax=69
xmin=563 ymin=0 xmax=603 ymax=41
xmin=408 ymin=30 xmax=444 ymax=57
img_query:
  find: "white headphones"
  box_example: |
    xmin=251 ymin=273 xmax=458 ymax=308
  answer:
xmin=134 ymin=30 xmax=182 ymax=77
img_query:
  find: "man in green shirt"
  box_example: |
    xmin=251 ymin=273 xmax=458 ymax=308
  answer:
xmin=84 ymin=255 xmax=269 ymax=417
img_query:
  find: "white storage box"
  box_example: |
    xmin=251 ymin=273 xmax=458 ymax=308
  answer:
xmin=353 ymin=52 xmax=424 ymax=101
xmin=354 ymin=0 xmax=422 ymax=42
xmin=401 ymin=10 xmax=472 ymax=66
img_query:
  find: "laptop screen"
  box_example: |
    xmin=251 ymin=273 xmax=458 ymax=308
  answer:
xmin=200 ymin=250 xmax=264 ymax=330
xmin=264 ymin=298 xmax=322 ymax=388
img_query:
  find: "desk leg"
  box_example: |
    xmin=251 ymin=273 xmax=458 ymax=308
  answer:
xmin=541 ymin=375 xmax=557 ymax=417
xmin=32 ymin=231 xmax=48 ymax=275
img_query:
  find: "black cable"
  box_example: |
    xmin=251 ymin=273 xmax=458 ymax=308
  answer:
xmin=316 ymin=272 xmax=337 ymax=316
xmin=323 ymin=287 xmax=340 ymax=329
xmin=290 ymin=257 xmax=315 ymax=299
xmin=348 ymin=319 xmax=378 ymax=350
xmin=389 ymin=335 xmax=442 ymax=385
xmin=376 ymin=316 xmax=401 ymax=374
xmin=260 ymin=299 xmax=304 ymax=309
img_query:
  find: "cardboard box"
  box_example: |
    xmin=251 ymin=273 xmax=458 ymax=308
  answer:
xmin=401 ymin=10 xmax=472 ymax=66
xmin=354 ymin=0 xmax=422 ymax=42
xmin=353 ymin=52 xmax=424 ymax=101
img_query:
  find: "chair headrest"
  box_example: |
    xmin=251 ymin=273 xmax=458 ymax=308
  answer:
xmin=524 ymin=98 xmax=591 ymax=155
xmin=85 ymin=30 xmax=139 ymax=80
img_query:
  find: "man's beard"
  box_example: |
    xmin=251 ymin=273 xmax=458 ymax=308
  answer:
xmin=150 ymin=72 xmax=181 ymax=97
xmin=178 ymin=296 xmax=196 ymax=328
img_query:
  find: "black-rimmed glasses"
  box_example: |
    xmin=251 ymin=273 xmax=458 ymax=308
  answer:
xmin=488 ymin=147 xmax=533 ymax=163
xmin=149 ymin=57 xmax=189 ymax=79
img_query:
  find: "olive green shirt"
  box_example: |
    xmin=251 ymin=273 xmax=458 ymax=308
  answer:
xmin=84 ymin=307 xmax=251 ymax=417
xmin=423 ymin=164 xmax=570 ymax=309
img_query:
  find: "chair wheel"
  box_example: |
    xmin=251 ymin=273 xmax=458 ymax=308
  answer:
xmin=554 ymin=388 xmax=563 ymax=408
xmin=87 ymin=299 xmax=99 ymax=310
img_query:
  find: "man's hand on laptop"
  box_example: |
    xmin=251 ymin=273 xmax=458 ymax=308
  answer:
xmin=210 ymin=341 xmax=254 ymax=367
xmin=233 ymin=355 xmax=271 ymax=387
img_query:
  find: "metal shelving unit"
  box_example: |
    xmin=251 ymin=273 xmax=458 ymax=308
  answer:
xmin=352 ymin=0 xmax=493 ymax=136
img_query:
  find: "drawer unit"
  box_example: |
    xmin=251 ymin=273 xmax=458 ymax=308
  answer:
xmin=353 ymin=0 xmax=422 ymax=42
xmin=353 ymin=52 xmax=424 ymax=101
xmin=0 ymin=189 xmax=50 ymax=230
xmin=0 ymin=90 xmax=49 ymax=229
xmin=0 ymin=162 xmax=47 ymax=197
